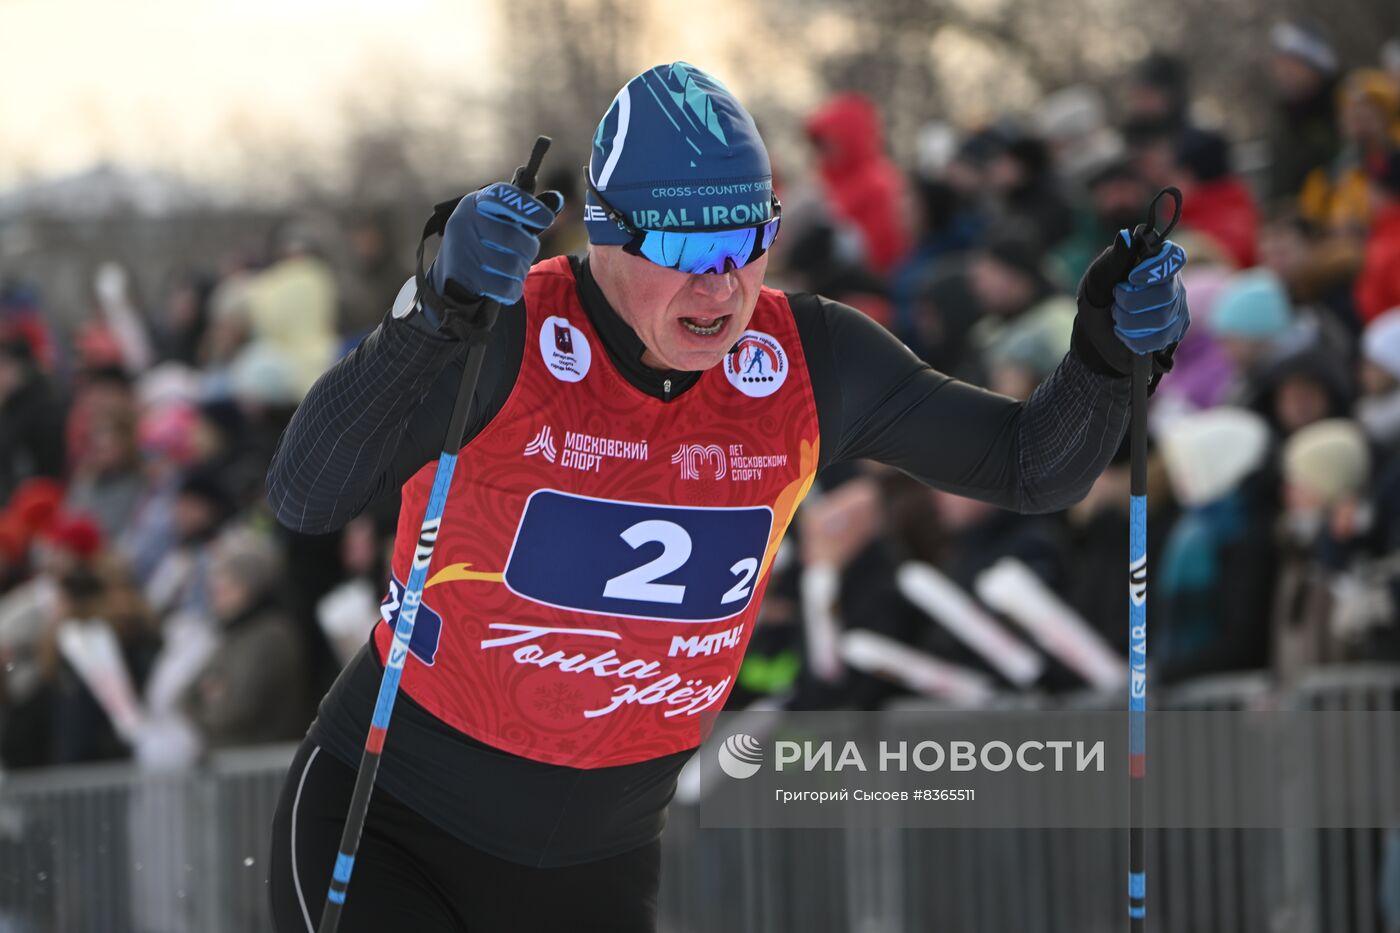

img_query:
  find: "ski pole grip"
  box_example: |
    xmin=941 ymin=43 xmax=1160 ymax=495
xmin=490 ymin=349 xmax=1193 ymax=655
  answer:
xmin=511 ymin=136 xmax=552 ymax=195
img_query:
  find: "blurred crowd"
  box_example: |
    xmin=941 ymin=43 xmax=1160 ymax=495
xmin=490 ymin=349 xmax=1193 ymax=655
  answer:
xmin=3 ymin=18 xmax=1400 ymax=773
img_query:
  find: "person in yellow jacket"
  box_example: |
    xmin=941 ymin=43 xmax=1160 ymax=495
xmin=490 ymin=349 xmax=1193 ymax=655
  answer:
xmin=244 ymin=223 xmax=340 ymax=400
xmin=1299 ymin=69 xmax=1400 ymax=236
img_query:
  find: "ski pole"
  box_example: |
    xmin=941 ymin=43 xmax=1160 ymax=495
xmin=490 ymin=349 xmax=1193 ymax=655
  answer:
xmin=1124 ymin=185 xmax=1181 ymax=932
xmin=316 ymin=136 xmax=552 ymax=933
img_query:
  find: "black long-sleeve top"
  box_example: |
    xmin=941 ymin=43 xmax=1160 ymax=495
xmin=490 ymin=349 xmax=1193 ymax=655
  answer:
xmin=267 ymin=254 xmax=1131 ymax=867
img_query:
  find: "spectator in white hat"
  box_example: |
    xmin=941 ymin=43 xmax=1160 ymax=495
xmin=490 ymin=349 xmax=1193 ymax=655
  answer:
xmin=1358 ymin=308 xmax=1400 ymax=452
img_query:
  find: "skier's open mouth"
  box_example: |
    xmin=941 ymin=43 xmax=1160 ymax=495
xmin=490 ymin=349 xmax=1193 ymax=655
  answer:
xmin=680 ymin=315 xmax=729 ymax=336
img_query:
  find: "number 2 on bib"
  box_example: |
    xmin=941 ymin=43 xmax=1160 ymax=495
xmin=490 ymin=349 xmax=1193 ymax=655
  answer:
xmin=503 ymin=490 xmax=773 ymax=623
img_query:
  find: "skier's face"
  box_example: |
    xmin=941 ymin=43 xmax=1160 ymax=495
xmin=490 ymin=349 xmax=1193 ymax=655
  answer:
xmin=590 ymin=245 xmax=768 ymax=373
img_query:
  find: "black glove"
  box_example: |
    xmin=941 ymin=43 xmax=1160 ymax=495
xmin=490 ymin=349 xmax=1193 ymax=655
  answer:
xmin=412 ymin=184 xmax=564 ymax=340
xmin=428 ymin=183 xmax=564 ymax=307
xmin=1071 ymin=230 xmax=1190 ymax=386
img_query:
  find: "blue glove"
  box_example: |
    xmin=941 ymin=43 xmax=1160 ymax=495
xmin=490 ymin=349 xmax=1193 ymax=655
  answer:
xmin=428 ymin=182 xmax=563 ymax=309
xmin=1111 ymin=236 xmax=1190 ymax=354
xmin=1072 ymin=229 xmax=1189 ymax=379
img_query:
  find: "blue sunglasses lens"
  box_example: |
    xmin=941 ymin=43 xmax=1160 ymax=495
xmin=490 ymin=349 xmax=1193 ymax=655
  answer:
xmin=633 ymin=217 xmax=782 ymax=274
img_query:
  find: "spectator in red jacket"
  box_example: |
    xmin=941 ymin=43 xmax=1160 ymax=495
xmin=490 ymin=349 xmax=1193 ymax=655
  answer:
xmin=1355 ymin=149 xmax=1400 ymax=324
xmin=1175 ymin=127 xmax=1260 ymax=269
xmin=804 ymin=92 xmax=911 ymax=275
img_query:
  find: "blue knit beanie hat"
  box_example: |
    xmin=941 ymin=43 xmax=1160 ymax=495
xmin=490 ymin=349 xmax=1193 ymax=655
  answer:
xmin=1209 ymin=269 xmax=1292 ymax=339
xmin=585 ymin=62 xmax=773 ymax=245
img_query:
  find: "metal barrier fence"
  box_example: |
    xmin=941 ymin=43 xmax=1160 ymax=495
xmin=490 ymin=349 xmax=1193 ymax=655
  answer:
xmin=1 ymin=667 xmax=1398 ymax=933
xmin=0 ymin=744 xmax=290 ymax=933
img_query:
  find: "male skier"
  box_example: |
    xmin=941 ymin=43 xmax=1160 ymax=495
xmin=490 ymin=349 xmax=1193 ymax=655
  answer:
xmin=266 ymin=62 xmax=1187 ymax=932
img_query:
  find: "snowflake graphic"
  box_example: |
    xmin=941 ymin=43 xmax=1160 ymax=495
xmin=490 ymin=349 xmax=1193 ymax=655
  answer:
xmin=534 ymin=682 xmax=584 ymax=720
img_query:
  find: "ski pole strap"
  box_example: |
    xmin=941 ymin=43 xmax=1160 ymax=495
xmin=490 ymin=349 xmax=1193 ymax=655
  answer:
xmin=1128 ymin=186 xmax=1183 ymax=262
xmin=1144 ymin=186 xmax=1182 ymax=247
xmin=413 ymin=195 xmax=500 ymax=346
